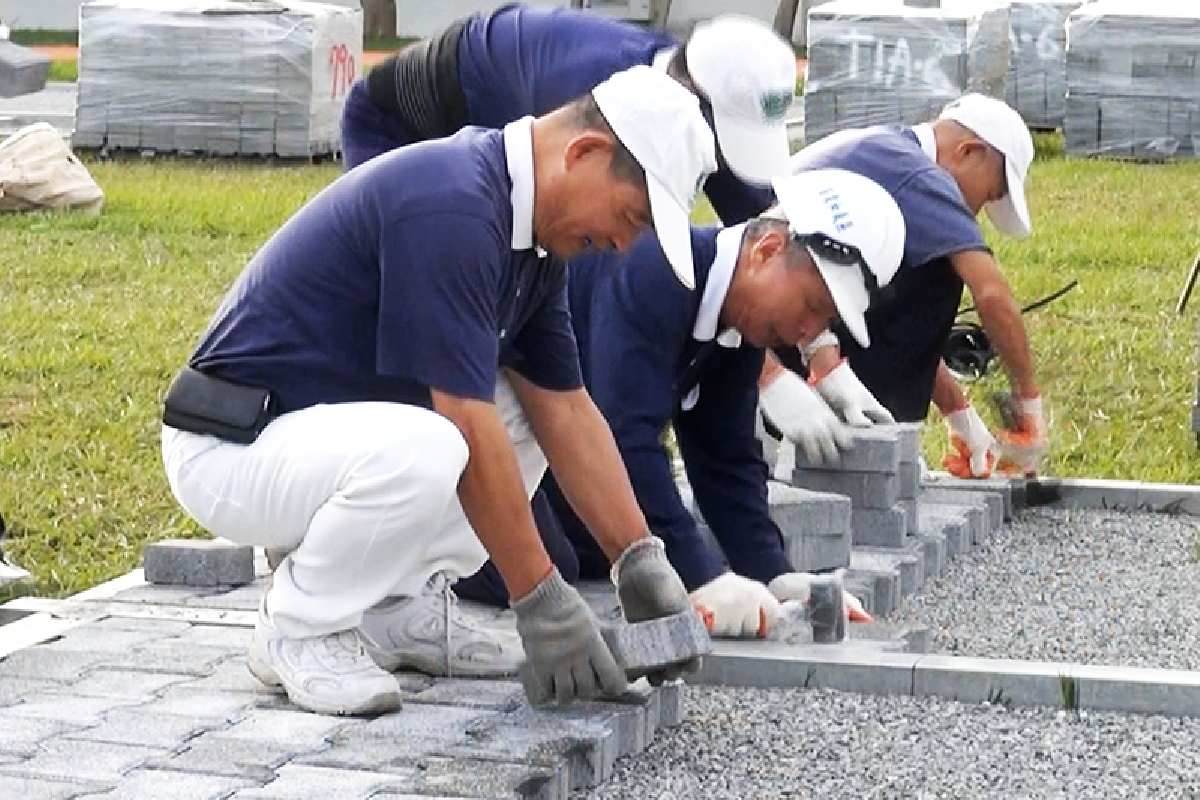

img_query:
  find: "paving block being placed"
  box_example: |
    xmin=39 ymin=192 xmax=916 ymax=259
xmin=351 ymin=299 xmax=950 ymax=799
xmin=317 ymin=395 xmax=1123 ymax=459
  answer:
xmin=792 ymin=467 xmax=900 ymax=510
xmin=143 ymin=539 xmax=254 ymax=587
xmin=923 ymin=473 xmax=1022 ymax=520
xmin=0 ymin=41 xmax=51 ymax=98
xmin=897 ymin=460 xmax=922 ymax=500
xmin=921 ymin=500 xmax=987 ymax=547
xmin=914 ymin=529 xmax=947 ymax=580
xmin=600 ymin=610 xmax=712 ymax=682
xmin=851 ymin=505 xmax=907 ymax=548
xmin=794 ymin=426 xmax=901 ymax=474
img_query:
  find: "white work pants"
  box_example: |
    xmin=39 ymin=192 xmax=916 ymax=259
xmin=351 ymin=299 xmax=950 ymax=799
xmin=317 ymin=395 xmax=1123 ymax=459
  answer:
xmin=161 ymin=376 xmax=547 ymax=638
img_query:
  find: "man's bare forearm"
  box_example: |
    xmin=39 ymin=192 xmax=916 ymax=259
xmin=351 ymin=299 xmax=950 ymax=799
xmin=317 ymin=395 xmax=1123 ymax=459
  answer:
xmin=507 ymin=373 xmax=649 ymax=563
xmin=431 ymin=388 xmax=552 ymax=601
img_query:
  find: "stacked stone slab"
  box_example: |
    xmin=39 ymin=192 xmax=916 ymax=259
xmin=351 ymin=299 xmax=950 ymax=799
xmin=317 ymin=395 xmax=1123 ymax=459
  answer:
xmin=1064 ymin=1 xmax=1200 ymax=159
xmin=0 ymin=41 xmax=51 ymax=99
xmin=803 ymin=0 xmax=1010 ymax=143
xmin=1004 ymin=1 xmax=1081 ymax=129
xmin=73 ymin=0 xmax=362 ymax=158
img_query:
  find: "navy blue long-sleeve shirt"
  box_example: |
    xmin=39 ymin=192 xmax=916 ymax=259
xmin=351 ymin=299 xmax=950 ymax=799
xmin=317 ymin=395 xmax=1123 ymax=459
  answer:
xmin=563 ymin=227 xmax=792 ymax=590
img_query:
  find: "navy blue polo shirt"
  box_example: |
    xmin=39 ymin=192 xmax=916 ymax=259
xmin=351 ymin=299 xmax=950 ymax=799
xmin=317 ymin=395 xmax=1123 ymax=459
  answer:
xmin=190 ymin=120 xmax=580 ymax=414
xmin=347 ymin=2 xmax=772 ymax=225
xmin=790 ymin=125 xmax=988 ymax=421
xmin=555 ymin=227 xmax=792 ymax=590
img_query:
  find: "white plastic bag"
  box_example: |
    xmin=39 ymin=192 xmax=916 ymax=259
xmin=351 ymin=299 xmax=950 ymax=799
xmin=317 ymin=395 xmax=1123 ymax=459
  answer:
xmin=0 ymin=122 xmax=104 ymax=214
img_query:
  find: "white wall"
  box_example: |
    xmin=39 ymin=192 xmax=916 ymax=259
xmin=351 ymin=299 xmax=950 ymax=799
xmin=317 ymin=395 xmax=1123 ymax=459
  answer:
xmin=3 ymin=0 xmax=86 ymax=30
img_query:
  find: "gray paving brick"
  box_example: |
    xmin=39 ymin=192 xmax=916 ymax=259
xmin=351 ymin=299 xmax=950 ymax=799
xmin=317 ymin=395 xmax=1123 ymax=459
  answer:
xmin=62 ymin=705 xmax=226 ymax=747
xmin=156 ymin=656 xmax=272 ymax=698
xmin=0 ymin=649 xmax=112 ymax=682
xmin=0 ymin=738 xmax=168 ymax=783
xmin=144 ymin=733 xmax=299 ymax=782
xmin=768 ymin=482 xmax=852 ymax=535
xmin=900 ymin=498 xmax=918 ymax=535
xmin=0 ymin=776 xmax=111 ymax=800
xmin=0 ymin=716 xmax=87 ymax=757
xmin=39 ymin=627 xmax=167 ymax=656
xmin=915 ymin=530 xmax=947 ymax=581
xmin=161 ymin=622 xmax=255 ymax=650
xmin=406 ymin=678 xmax=524 ymax=711
xmin=0 ymin=694 xmax=144 ymax=725
xmin=842 ymin=573 xmax=877 ymax=617
xmin=219 ymin=706 xmax=350 ymax=748
xmin=415 ymin=754 xmax=566 ymax=800
xmin=0 ymin=676 xmax=67 ymax=705
xmin=600 ymin=610 xmax=711 ymax=681
xmin=921 ymin=500 xmax=986 ymax=547
xmin=229 ymin=763 xmax=418 ymax=799
xmin=144 ymin=539 xmax=255 ymax=587
xmin=924 ymin=474 xmax=1019 ymax=519
xmin=918 ymin=507 xmax=969 ymax=557
xmin=851 ymin=505 xmax=907 ymax=547
xmin=655 ymin=679 xmax=685 ymax=728
xmin=845 ymin=568 xmax=900 ymax=618
xmin=851 ymin=546 xmax=924 ymax=598
xmin=98 ymin=641 xmax=234 ymax=676
xmin=64 ymin=667 xmax=194 ymax=701
xmin=791 ymin=467 xmax=900 ymax=509
xmin=75 ymin=768 xmax=257 ymax=799
xmin=922 ymin=488 xmax=1003 ymax=532
xmin=456 ymin=706 xmax=618 ymax=791
xmin=148 ymin=685 xmax=263 ymax=720
xmin=0 ymin=41 xmax=50 ymax=98
xmin=88 ymin=616 xmax=195 ymax=636
xmin=795 ymin=426 xmax=900 ymax=473
xmin=897 ymin=460 xmax=921 ymax=500
xmin=893 ymin=423 xmax=921 ymax=465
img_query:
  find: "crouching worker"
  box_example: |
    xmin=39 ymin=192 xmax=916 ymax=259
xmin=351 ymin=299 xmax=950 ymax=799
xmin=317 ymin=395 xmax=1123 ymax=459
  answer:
xmin=456 ymin=169 xmax=906 ymax=638
xmin=160 ymin=66 xmax=714 ymax=716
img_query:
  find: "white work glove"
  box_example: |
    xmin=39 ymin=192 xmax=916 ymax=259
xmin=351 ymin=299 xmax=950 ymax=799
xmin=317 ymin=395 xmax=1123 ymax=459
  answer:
xmin=689 ymin=571 xmax=781 ymax=639
xmin=813 ymin=360 xmax=895 ymax=427
xmin=767 ymin=573 xmax=873 ymax=623
xmin=760 ymin=369 xmax=852 ymax=467
xmin=943 ymin=403 xmax=1000 ymax=478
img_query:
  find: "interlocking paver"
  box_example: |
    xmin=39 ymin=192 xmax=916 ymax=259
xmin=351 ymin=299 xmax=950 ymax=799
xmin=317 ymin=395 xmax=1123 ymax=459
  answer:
xmin=0 ymin=738 xmax=168 ymax=783
xmin=228 ymin=763 xmax=417 ymax=799
xmin=0 ymin=776 xmax=111 ymax=800
xmin=65 ymin=667 xmax=194 ymax=701
xmin=61 ymin=705 xmax=225 ymax=747
xmin=144 ymin=733 xmax=299 ymax=782
xmin=72 ymin=768 xmax=257 ymax=800
xmin=143 ymin=539 xmax=255 ymax=588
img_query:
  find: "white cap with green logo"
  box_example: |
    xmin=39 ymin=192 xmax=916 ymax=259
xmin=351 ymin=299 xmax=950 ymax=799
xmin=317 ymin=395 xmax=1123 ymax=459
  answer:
xmin=686 ymin=14 xmax=797 ymax=186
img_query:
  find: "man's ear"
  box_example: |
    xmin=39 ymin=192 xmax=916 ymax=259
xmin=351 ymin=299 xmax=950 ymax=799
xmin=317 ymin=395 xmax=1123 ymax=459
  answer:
xmin=563 ymin=130 xmax=616 ymax=172
xmin=748 ymin=228 xmax=788 ymax=272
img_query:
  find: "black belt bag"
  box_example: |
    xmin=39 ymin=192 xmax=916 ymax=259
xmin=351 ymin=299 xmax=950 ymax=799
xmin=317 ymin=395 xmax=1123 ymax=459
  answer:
xmin=163 ymin=366 xmax=277 ymax=445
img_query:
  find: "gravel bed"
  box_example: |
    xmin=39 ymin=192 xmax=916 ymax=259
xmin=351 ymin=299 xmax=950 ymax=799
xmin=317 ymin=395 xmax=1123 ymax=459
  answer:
xmin=892 ymin=507 xmax=1200 ymax=670
xmin=582 ymin=685 xmax=1200 ymax=799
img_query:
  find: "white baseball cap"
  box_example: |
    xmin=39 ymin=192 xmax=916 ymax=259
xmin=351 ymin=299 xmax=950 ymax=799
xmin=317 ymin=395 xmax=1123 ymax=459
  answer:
xmin=686 ymin=14 xmax=797 ymax=185
xmin=765 ymin=169 xmax=906 ymax=349
xmin=592 ymin=65 xmax=718 ymax=289
xmin=939 ymin=93 xmax=1034 ymax=238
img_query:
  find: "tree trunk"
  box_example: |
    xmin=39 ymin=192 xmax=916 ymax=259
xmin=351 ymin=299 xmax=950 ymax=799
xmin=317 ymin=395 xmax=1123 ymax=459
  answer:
xmin=362 ymin=0 xmax=397 ymax=41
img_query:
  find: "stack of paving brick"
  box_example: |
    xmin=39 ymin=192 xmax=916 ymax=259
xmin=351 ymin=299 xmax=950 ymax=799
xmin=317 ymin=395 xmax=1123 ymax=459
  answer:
xmin=1063 ymin=1 xmax=1200 ymax=159
xmin=1004 ymin=1 xmax=1081 ymax=129
xmin=803 ymin=0 xmax=1010 ymax=143
xmin=784 ymin=425 xmax=1017 ymax=618
xmin=73 ymin=0 xmax=362 ymax=157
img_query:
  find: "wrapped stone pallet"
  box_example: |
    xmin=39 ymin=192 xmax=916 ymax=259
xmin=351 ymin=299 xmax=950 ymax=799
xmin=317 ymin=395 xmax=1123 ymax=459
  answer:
xmin=803 ymin=0 xmax=1010 ymax=144
xmin=1064 ymin=0 xmax=1200 ymax=159
xmin=1004 ymin=1 xmax=1080 ymax=130
xmin=73 ymin=0 xmax=362 ymax=158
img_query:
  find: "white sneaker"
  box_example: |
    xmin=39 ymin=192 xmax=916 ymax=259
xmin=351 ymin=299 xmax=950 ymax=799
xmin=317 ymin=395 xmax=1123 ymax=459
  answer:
xmin=358 ymin=573 xmax=525 ymax=679
xmin=247 ymin=598 xmax=402 ymax=717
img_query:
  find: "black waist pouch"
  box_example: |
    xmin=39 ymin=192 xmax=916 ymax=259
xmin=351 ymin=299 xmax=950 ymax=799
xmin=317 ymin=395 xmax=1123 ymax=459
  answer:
xmin=163 ymin=366 xmax=277 ymax=445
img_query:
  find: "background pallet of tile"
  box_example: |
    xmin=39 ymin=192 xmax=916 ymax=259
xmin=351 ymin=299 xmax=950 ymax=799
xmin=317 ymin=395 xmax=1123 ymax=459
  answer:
xmin=803 ymin=0 xmax=1010 ymax=144
xmin=73 ymin=0 xmax=361 ymax=158
xmin=1005 ymin=1 xmax=1081 ymax=129
xmin=1064 ymin=1 xmax=1200 ymax=159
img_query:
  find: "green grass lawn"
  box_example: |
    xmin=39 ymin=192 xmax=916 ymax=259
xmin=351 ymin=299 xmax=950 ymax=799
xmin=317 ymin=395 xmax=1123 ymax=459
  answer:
xmin=1 ymin=138 xmax=1199 ymax=601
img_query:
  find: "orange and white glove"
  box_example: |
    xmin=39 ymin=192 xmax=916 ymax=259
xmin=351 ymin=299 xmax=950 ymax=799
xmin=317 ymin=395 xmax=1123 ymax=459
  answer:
xmin=689 ymin=572 xmax=781 ymax=639
xmin=996 ymin=394 xmax=1048 ymax=476
xmin=943 ymin=403 xmax=1000 ymax=478
xmin=767 ymin=572 xmax=874 ymax=623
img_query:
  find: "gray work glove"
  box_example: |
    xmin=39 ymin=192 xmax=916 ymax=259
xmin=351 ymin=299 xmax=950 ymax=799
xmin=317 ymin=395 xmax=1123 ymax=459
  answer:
xmin=512 ymin=567 xmax=627 ymax=706
xmin=611 ymin=537 xmax=698 ymax=682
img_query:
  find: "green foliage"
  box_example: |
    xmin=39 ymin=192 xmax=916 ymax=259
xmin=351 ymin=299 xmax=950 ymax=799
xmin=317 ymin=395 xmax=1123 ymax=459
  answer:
xmin=9 ymin=30 xmax=77 ymax=46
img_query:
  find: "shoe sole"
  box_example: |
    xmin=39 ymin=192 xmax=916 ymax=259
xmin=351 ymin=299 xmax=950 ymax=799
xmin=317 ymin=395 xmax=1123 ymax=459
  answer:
xmin=250 ymin=640 xmax=402 ymax=716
